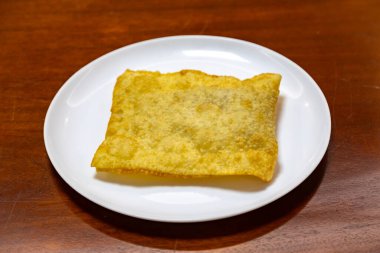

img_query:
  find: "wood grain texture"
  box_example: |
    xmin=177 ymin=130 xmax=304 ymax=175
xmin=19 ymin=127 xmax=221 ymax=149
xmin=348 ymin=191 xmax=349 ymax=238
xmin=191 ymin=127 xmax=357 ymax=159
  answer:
xmin=1 ymin=0 xmax=379 ymax=252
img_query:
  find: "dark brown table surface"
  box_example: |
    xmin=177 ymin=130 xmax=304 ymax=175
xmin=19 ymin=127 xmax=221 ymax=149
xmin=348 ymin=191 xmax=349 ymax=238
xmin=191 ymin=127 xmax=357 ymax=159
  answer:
xmin=1 ymin=0 xmax=379 ymax=252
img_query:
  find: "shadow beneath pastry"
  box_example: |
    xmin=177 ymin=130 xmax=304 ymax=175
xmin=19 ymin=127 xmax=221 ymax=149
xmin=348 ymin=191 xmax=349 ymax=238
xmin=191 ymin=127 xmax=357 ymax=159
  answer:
xmin=94 ymin=171 xmax=275 ymax=192
xmin=50 ymin=154 xmax=327 ymax=251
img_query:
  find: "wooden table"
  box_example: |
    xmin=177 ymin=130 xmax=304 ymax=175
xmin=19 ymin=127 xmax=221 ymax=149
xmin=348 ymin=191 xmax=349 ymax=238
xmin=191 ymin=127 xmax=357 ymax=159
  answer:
xmin=1 ymin=0 xmax=379 ymax=252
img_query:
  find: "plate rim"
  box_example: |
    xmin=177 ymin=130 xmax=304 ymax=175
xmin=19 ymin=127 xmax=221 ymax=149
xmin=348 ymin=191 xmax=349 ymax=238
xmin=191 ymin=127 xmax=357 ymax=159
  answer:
xmin=44 ymin=35 xmax=331 ymax=223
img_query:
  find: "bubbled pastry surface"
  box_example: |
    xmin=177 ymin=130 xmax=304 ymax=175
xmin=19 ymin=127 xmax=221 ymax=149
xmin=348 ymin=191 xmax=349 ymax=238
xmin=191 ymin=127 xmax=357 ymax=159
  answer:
xmin=92 ymin=70 xmax=281 ymax=182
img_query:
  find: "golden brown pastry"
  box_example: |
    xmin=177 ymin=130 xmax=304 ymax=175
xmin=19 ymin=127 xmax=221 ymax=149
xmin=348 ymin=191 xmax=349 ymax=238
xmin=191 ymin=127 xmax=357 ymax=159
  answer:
xmin=92 ymin=70 xmax=281 ymax=181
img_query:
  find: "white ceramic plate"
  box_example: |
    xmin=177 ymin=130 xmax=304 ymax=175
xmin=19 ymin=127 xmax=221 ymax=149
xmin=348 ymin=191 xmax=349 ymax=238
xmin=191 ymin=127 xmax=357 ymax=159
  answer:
xmin=44 ymin=36 xmax=331 ymax=222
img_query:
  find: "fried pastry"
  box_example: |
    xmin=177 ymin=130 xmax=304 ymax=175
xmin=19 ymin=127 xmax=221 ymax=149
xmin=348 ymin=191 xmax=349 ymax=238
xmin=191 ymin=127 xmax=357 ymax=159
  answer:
xmin=91 ymin=70 xmax=281 ymax=181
